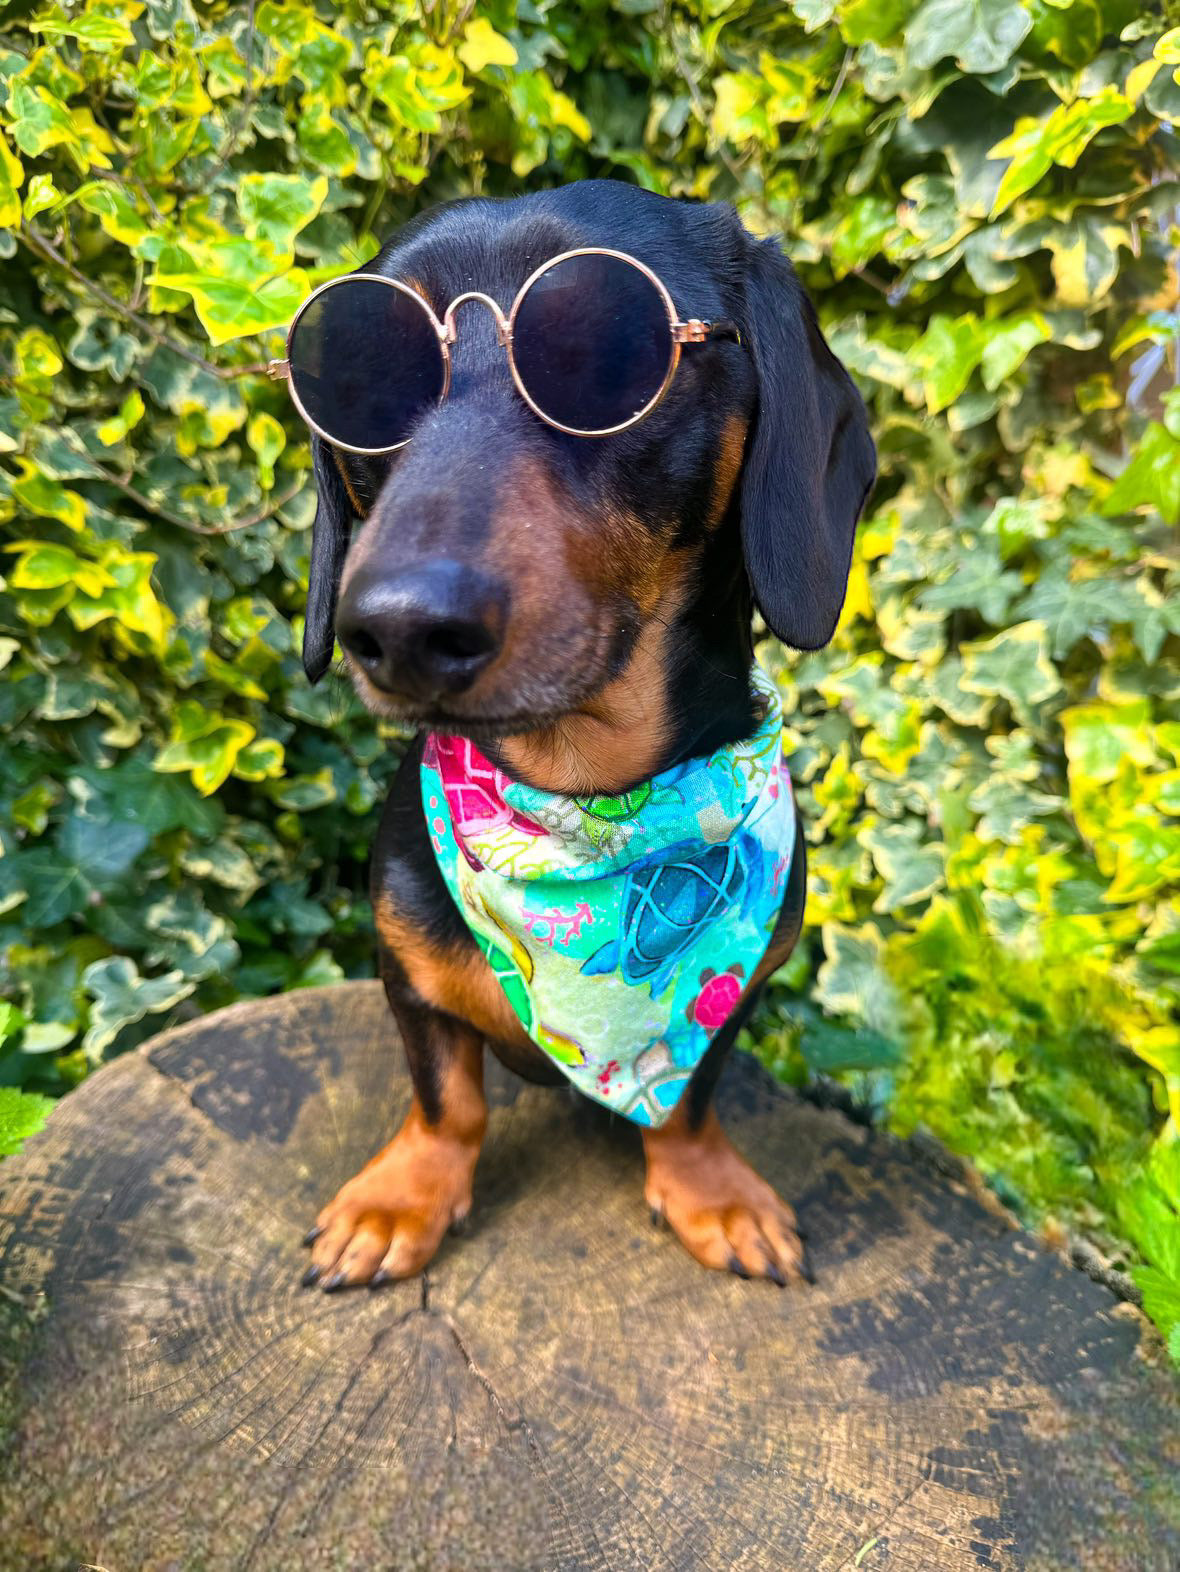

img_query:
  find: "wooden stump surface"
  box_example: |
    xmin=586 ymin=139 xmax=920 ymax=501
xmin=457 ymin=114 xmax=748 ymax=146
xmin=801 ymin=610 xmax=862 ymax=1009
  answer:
xmin=1 ymin=980 xmax=1177 ymax=1572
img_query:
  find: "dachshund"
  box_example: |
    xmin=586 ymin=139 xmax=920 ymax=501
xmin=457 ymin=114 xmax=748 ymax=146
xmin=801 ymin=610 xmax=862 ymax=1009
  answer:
xmin=281 ymin=179 xmax=876 ymax=1292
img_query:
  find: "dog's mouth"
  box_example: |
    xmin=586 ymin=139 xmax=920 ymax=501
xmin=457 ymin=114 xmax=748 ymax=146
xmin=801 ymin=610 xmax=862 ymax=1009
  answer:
xmin=340 ymin=616 xmax=635 ymax=743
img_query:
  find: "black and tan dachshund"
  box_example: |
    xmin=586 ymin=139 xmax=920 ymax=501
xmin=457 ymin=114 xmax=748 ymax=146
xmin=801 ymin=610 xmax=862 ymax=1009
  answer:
xmin=289 ymin=179 xmax=875 ymax=1291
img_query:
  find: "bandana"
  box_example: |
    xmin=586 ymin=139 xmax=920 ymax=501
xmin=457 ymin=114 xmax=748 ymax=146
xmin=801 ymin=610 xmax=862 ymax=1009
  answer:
xmin=420 ymin=669 xmax=795 ymax=1127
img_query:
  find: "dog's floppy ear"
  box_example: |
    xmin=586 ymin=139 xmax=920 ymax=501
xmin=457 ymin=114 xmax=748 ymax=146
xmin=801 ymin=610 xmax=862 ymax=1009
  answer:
xmin=737 ymin=234 xmax=876 ymax=649
xmin=302 ymin=434 xmax=354 ymax=684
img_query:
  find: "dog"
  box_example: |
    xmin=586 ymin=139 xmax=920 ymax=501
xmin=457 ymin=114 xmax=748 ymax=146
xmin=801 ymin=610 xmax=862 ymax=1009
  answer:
xmin=280 ymin=179 xmax=876 ymax=1291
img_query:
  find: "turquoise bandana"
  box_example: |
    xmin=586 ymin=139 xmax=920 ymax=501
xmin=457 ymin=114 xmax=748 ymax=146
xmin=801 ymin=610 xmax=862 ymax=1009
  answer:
xmin=420 ymin=669 xmax=795 ymax=1128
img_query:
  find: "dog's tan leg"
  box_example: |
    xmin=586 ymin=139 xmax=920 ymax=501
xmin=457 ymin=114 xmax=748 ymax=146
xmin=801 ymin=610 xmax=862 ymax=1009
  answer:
xmin=642 ymin=1098 xmax=811 ymax=1285
xmin=304 ymin=1018 xmax=486 ymax=1289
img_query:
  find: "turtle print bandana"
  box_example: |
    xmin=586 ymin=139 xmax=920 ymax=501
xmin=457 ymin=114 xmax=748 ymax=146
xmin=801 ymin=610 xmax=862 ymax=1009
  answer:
xmin=420 ymin=669 xmax=795 ymax=1128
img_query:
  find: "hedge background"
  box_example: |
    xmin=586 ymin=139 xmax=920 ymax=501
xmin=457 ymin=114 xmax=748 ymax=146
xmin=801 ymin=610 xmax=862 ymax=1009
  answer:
xmin=0 ymin=0 xmax=1178 ymax=1355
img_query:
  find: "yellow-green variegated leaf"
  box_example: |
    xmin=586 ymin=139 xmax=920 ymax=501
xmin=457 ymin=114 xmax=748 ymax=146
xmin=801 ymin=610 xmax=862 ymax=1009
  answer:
xmin=0 ymin=129 xmax=24 ymax=229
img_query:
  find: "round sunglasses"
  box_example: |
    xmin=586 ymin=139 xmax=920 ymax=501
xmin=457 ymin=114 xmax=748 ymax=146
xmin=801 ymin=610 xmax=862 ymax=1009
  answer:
xmin=267 ymin=247 xmax=742 ymax=455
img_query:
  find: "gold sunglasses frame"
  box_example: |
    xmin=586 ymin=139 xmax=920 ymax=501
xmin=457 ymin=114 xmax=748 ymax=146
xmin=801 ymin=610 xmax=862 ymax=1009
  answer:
xmin=267 ymin=246 xmax=741 ymax=455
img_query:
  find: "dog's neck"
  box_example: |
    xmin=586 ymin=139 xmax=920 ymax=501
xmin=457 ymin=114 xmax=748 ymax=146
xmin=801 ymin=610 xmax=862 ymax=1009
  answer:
xmin=492 ymin=546 xmax=757 ymax=796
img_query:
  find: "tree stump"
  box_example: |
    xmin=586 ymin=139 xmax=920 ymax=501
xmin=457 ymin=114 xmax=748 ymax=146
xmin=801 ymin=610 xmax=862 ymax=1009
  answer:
xmin=0 ymin=981 xmax=1176 ymax=1572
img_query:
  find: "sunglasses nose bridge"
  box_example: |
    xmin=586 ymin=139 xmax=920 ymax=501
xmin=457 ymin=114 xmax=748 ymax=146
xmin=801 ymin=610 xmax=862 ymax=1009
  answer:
xmin=442 ymin=291 xmax=512 ymax=350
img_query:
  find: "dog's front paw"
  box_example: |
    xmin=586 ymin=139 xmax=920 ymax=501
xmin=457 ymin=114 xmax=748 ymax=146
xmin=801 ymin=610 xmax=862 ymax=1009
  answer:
xmin=643 ymin=1108 xmax=812 ymax=1285
xmin=301 ymin=1120 xmax=478 ymax=1291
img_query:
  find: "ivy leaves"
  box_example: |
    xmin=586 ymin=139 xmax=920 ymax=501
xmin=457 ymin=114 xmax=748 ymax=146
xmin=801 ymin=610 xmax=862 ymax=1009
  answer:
xmin=908 ymin=0 xmax=1031 ymax=75
xmin=988 ymin=88 xmax=1134 ymax=215
xmin=0 ymin=1083 xmax=53 ymax=1158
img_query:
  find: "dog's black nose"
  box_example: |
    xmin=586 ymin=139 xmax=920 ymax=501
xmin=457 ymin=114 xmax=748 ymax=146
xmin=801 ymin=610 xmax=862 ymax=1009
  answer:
xmin=335 ymin=561 xmax=507 ymax=701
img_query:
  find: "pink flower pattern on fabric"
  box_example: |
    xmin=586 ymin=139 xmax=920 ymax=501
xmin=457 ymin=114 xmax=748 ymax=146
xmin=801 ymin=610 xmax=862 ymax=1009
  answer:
xmin=423 ymin=734 xmax=547 ymax=870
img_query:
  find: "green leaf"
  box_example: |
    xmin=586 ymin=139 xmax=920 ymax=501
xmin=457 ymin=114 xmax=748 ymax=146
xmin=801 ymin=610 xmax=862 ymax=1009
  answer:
xmin=1043 ymin=213 xmax=1125 ymax=307
xmin=60 ymin=814 xmax=150 ymax=881
xmin=1133 ymin=1266 xmax=1180 ymax=1342
xmin=82 ymin=955 xmax=194 ymax=1055
xmin=711 ymin=72 xmax=770 ymax=144
xmin=828 ymin=194 xmax=898 ymax=278
xmin=296 ymin=102 xmax=357 ymax=174
xmin=860 ymin=821 xmax=948 ymax=912
xmin=247 ymin=409 xmax=286 ymax=489
xmin=1107 ymin=821 xmax=1180 ymax=904
xmin=960 ymin=622 xmax=1064 ymax=723
xmin=914 ymin=313 xmax=985 ymax=413
xmin=12 ymin=846 xmax=90 ymax=926
xmin=233 ymin=736 xmax=285 ymax=780
xmin=919 ymin=541 xmax=1022 ymax=623
xmin=0 ymin=1087 xmax=54 ymax=1158
xmin=838 ymin=0 xmax=917 ymax=46
xmin=96 ymin=388 xmax=146 ymax=445
xmin=67 ymin=551 xmax=169 ymax=652
xmin=30 ymin=3 xmax=142 ymax=51
xmin=907 ymin=0 xmax=1032 ymax=74
xmin=67 ymin=311 xmax=140 ymax=377
xmin=8 ymin=80 xmax=80 ymax=159
xmin=78 ymin=755 xmax=225 ymax=838
xmin=267 ymin=767 xmax=336 ymax=810
xmin=0 ymin=127 xmax=24 ymax=229
xmin=458 ymin=18 xmax=518 ymax=72
xmin=145 ymin=889 xmax=240 ymax=981
xmin=154 ymin=705 xmax=256 ymax=795
xmin=0 ymin=1001 xmax=28 ymax=1046
xmin=1030 ymin=0 xmax=1104 ymax=67
xmin=815 ymin=922 xmax=901 ymax=1035
xmin=236 ymin=172 xmax=328 ymax=253
xmin=178 ymin=836 xmax=261 ymax=895
xmin=988 ymin=89 xmax=1134 ymax=215
xmin=1102 ymin=423 xmax=1180 ymax=525
xmin=6 ymin=541 xmax=106 ymax=593
xmin=9 ymin=462 xmax=87 ymax=530
xmin=147 ymin=264 xmax=309 ymax=346
xmin=979 ymin=312 xmax=1051 ymax=388
xmin=1063 ymin=701 xmax=1156 ymax=785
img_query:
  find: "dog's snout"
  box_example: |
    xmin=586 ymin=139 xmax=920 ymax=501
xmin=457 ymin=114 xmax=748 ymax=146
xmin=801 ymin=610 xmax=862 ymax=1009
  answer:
xmin=336 ymin=561 xmax=507 ymax=702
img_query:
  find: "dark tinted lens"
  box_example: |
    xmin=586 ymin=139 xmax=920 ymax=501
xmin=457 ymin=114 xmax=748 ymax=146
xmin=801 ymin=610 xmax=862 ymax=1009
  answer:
xmin=511 ymin=254 xmax=674 ymax=433
xmin=288 ymin=279 xmax=444 ymax=451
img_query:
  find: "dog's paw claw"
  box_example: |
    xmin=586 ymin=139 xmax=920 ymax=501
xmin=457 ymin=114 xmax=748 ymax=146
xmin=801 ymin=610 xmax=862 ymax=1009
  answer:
xmin=644 ymin=1118 xmax=809 ymax=1284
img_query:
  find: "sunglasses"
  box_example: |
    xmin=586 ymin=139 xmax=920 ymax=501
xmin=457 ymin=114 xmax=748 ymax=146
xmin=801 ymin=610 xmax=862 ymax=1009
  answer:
xmin=267 ymin=247 xmax=742 ymax=455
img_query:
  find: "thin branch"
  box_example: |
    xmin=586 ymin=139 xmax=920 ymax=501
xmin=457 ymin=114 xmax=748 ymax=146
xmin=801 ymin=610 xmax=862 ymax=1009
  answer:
xmin=40 ymin=425 xmax=303 ymax=535
xmin=664 ymin=16 xmax=747 ymax=191
xmin=816 ymin=47 xmax=854 ymax=135
xmin=17 ymin=225 xmax=269 ymax=381
xmin=795 ymin=46 xmax=854 ymax=196
xmin=89 ymin=461 xmax=304 ymax=536
xmin=95 ymin=164 xmax=164 ymax=225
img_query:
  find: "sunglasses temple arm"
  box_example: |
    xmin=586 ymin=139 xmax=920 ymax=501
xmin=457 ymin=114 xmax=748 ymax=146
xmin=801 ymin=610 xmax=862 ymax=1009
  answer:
xmin=672 ymin=319 xmax=743 ymax=347
xmin=267 ymin=359 xmax=291 ymax=381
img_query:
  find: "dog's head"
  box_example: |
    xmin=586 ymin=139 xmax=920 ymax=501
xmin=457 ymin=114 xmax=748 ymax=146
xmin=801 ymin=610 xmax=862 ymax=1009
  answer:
xmin=302 ymin=181 xmax=874 ymax=763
